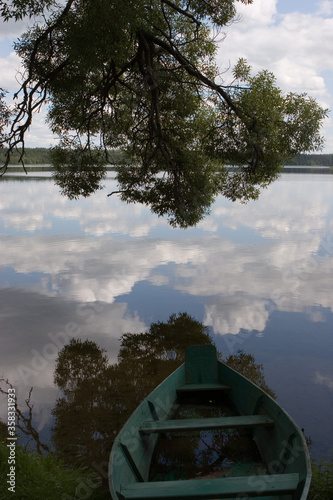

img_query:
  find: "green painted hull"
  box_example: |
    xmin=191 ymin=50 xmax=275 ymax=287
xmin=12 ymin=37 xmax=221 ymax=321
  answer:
xmin=109 ymin=345 xmax=311 ymax=499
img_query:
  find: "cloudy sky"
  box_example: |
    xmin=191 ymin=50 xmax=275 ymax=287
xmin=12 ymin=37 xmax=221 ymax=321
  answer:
xmin=0 ymin=0 xmax=332 ymax=151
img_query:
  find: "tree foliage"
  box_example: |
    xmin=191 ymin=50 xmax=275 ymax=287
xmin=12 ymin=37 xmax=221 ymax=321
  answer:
xmin=0 ymin=0 xmax=328 ymax=226
xmin=225 ymin=350 xmax=275 ymax=399
xmin=54 ymin=337 xmax=109 ymax=397
xmin=119 ymin=312 xmax=213 ymax=364
xmin=51 ymin=313 xmax=216 ymax=476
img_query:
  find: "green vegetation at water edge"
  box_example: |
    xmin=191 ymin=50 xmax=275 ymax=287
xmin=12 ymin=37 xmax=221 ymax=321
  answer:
xmin=0 ymin=442 xmax=109 ymax=500
xmin=308 ymin=453 xmax=333 ymax=499
xmin=0 ymin=419 xmax=108 ymax=500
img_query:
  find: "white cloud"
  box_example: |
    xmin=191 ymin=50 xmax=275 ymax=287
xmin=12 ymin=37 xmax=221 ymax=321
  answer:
xmin=204 ymin=296 xmax=270 ymax=335
xmin=0 ymin=19 xmax=28 ymax=41
xmin=24 ymin=107 xmax=58 ymax=147
xmin=317 ymin=1 xmax=333 ymax=17
xmin=77 ymin=190 xmax=162 ymax=237
xmin=213 ymin=176 xmax=330 ymax=238
xmin=0 ymin=177 xmax=162 ymax=236
xmin=272 ymin=58 xmax=326 ymax=94
xmin=220 ymin=9 xmax=333 ymax=89
xmin=235 ymin=0 xmax=278 ymax=26
xmin=315 ymin=372 xmax=333 ymax=389
xmin=0 ymin=51 xmax=22 ymax=89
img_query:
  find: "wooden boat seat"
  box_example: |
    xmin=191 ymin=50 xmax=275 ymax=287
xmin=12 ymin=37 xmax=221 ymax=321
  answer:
xmin=176 ymin=382 xmax=231 ymax=393
xmin=140 ymin=414 xmax=275 ymax=434
xmin=119 ymin=473 xmax=300 ymax=499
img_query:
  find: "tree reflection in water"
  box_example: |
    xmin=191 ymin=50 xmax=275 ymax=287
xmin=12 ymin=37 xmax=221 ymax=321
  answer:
xmin=51 ymin=312 xmax=275 ymax=486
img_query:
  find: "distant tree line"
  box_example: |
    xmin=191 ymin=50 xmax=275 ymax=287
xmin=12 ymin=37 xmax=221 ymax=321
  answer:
xmin=0 ymin=147 xmax=51 ymax=165
xmin=2 ymin=148 xmax=333 ymax=168
xmin=0 ymin=148 xmax=127 ymax=166
xmin=287 ymin=153 xmax=333 ymax=166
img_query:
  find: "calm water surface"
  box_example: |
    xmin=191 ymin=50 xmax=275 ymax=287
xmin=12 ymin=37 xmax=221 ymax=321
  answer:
xmin=0 ymin=168 xmax=332 ymax=459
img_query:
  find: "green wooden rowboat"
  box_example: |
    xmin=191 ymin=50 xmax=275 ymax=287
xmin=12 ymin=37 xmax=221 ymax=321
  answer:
xmin=109 ymin=345 xmax=311 ymax=499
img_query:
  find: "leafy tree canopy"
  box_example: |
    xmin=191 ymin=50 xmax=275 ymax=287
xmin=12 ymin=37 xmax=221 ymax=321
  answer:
xmin=0 ymin=0 xmax=328 ymax=226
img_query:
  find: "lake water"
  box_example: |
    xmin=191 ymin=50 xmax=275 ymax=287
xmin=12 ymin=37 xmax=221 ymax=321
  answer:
xmin=0 ymin=168 xmax=332 ymax=461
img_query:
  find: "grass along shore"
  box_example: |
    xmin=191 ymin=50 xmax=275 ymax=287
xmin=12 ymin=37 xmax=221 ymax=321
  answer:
xmin=0 ymin=442 xmax=110 ymax=500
